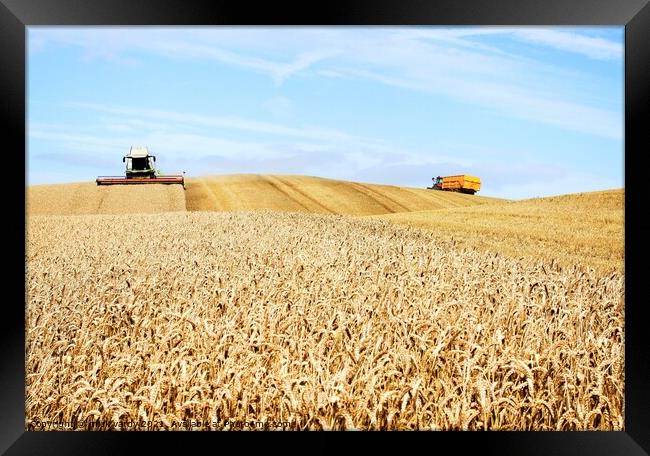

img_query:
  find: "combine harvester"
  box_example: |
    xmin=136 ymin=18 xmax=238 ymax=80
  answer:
xmin=96 ymin=147 xmax=185 ymax=188
xmin=428 ymin=175 xmax=481 ymax=195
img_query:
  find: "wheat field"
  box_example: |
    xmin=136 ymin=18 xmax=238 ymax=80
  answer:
xmin=375 ymin=189 xmax=624 ymax=274
xmin=26 ymin=177 xmax=625 ymax=430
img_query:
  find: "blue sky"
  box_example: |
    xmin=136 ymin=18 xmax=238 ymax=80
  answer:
xmin=27 ymin=27 xmax=623 ymax=199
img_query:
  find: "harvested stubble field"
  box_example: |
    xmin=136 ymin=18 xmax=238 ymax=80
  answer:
xmin=27 ymin=182 xmax=186 ymax=215
xmin=185 ymin=174 xmax=502 ymax=214
xmin=26 ymin=195 xmax=624 ymax=430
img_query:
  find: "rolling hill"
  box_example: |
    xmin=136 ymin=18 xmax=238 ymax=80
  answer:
xmin=25 ymin=176 xmax=623 ymax=272
xmin=27 ymin=175 xmax=502 ymax=216
xmin=373 ymin=189 xmax=624 ymax=273
xmin=184 ymin=174 xmax=503 ymax=215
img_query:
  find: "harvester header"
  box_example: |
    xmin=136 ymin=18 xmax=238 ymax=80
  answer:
xmin=96 ymin=146 xmax=184 ymax=188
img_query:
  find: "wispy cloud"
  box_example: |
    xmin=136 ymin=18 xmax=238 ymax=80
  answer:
xmin=144 ymin=40 xmax=338 ymax=84
xmin=29 ymin=28 xmax=338 ymax=84
xmin=66 ymin=102 xmax=399 ymax=152
xmin=28 ymin=104 xmax=619 ymax=198
xmin=404 ymin=28 xmax=623 ymax=61
xmin=28 ymin=27 xmax=623 ymax=197
xmin=30 ymin=27 xmax=622 ymax=139
xmin=510 ymin=29 xmax=623 ymax=61
xmin=342 ymin=68 xmax=621 ymax=140
xmin=29 ymin=102 xmax=476 ymax=182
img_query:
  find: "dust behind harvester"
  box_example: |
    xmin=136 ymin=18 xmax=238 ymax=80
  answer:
xmin=96 ymin=146 xmax=184 ymax=188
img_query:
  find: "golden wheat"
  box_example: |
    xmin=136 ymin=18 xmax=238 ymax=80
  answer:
xmin=26 ymin=210 xmax=624 ymax=431
xmin=375 ymin=189 xmax=624 ymax=274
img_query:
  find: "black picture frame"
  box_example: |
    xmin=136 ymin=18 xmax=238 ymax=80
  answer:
xmin=4 ymin=0 xmax=648 ymax=454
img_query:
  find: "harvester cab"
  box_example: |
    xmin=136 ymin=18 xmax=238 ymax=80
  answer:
xmin=428 ymin=176 xmax=443 ymax=190
xmin=123 ymin=147 xmax=157 ymax=179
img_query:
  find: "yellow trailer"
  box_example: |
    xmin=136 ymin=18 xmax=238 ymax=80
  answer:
xmin=429 ymin=175 xmax=481 ymax=195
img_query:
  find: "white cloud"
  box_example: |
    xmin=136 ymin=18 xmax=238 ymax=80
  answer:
xmin=29 ymin=28 xmax=337 ymax=85
xmin=29 ymin=102 xmax=478 ymax=184
xmin=270 ymin=48 xmax=339 ymax=85
xmin=30 ymin=27 xmax=622 ymax=139
xmin=342 ymin=67 xmax=621 ymax=140
xmin=66 ymin=102 xmax=396 ymax=151
xmin=402 ymin=28 xmax=623 ymax=61
xmin=28 ymin=28 xmax=623 ymax=196
xmin=511 ymin=29 xmax=623 ymax=61
xmin=29 ymin=111 xmax=622 ymax=199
